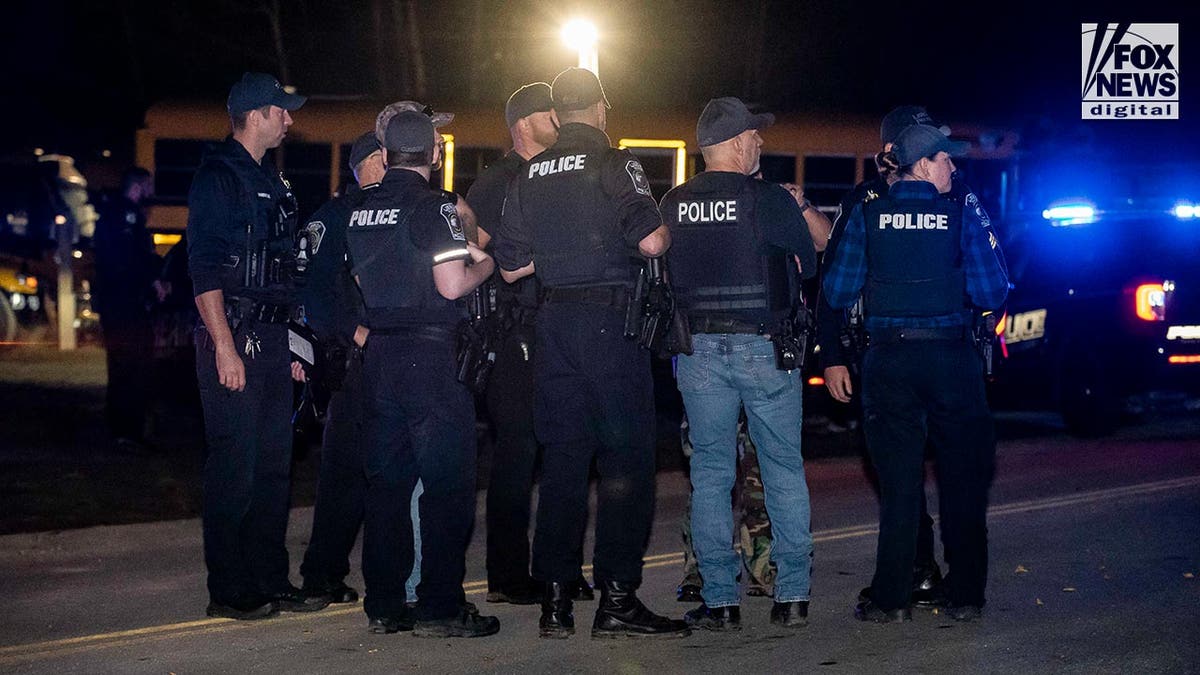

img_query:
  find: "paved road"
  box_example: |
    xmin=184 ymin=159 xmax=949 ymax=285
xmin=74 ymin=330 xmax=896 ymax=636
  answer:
xmin=2 ymin=417 xmax=1198 ymax=674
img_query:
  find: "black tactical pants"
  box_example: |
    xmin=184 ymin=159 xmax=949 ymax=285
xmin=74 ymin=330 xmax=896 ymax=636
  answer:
xmin=531 ymin=302 xmax=656 ymax=586
xmin=300 ymin=353 xmax=366 ymax=589
xmin=101 ymin=311 xmax=152 ymax=442
xmin=861 ymin=338 xmax=996 ymax=611
xmin=195 ymin=322 xmax=294 ymax=605
xmin=484 ymin=323 xmax=540 ymax=591
xmin=360 ymin=330 xmax=477 ymax=621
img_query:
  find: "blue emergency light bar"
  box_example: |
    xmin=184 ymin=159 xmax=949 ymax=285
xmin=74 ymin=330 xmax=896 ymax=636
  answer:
xmin=1042 ymin=203 xmax=1096 ymax=226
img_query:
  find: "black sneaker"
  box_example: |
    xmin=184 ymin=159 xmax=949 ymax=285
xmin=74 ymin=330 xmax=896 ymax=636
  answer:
xmin=368 ymin=609 xmax=416 ymax=634
xmin=304 ymin=580 xmax=359 ymax=604
xmin=206 ymin=594 xmax=278 ymax=621
xmin=413 ymin=605 xmax=501 ymax=638
xmin=769 ymin=600 xmax=809 ymax=628
xmin=268 ymin=584 xmax=330 ymax=612
xmin=684 ymin=603 xmax=741 ymax=631
xmin=676 ymin=582 xmax=702 ymax=603
xmin=854 ymin=600 xmax=912 ymax=623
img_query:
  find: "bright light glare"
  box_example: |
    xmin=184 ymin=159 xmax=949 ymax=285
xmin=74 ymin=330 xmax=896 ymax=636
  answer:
xmin=1172 ymin=203 xmax=1196 ymax=219
xmin=562 ymin=19 xmax=598 ymax=50
xmin=1042 ymin=203 xmax=1095 ymax=226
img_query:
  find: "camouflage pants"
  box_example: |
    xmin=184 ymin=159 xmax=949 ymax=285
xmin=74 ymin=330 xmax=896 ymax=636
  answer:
xmin=679 ymin=409 xmax=776 ymax=596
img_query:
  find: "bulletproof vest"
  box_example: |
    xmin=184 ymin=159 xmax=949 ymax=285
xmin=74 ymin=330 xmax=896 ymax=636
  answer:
xmin=209 ymin=152 xmax=299 ymax=304
xmin=862 ymin=194 xmax=965 ymax=318
xmin=665 ymin=174 xmax=792 ymax=326
xmin=344 ymin=184 xmax=462 ymax=327
xmin=517 ymin=144 xmax=634 ymax=287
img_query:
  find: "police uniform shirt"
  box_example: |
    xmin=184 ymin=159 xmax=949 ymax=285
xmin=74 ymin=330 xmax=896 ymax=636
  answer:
xmin=466 ymin=152 xmax=540 ymax=307
xmin=297 ymin=183 xmax=376 ymax=344
xmin=345 ymin=169 xmax=471 ymax=327
xmin=661 ymin=171 xmax=817 ymax=326
xmin=493 ymin=123 xmax=661 ymax=287
xmin=822 ymin=180 xmax=1009 ymax=328
xmin=187 ymin=137 xmax=297 ymax=305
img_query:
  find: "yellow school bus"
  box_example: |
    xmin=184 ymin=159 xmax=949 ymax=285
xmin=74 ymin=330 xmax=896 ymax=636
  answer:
xmin=136 ymin=99 xmax=1021 ymax=242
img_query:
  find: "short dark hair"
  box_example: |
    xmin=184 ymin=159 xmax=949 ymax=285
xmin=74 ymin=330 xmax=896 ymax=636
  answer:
xmin=230 ymin=104 xmax=271 ymax=131
xmin=121 ymin=167 xmax=152 ymax=193
xmin=386 ymin=148 xmax=433 ymax=169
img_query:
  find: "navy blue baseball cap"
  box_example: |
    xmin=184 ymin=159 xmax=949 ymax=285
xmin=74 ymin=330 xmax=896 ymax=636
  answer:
xmin=226 ymin=72 xmax=307 ymax=115
xmin=892 ymin=124 xmax=969 ymax=166
xmin=880 ymin=105 xmax=950 ymax=144
xmin=551 ymin=68 xmax=610 ymax=112
xmin=383 ymin=110 xmax=435 ymax=154
xmin=347 ymin=131 xmax=381 ymax=171
xmin=697 ymin=97 xmax=774 ymax=148
xmin=505 ymin=82 xmax=554 ymax=128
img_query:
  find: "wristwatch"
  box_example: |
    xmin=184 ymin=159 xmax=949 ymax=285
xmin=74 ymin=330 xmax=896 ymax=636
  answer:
xmin=798 ymin=199 xmax=812 ymax=214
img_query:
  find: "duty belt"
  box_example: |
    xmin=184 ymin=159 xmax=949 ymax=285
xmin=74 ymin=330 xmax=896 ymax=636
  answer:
xmin=225 ymin=297 xmax=294 ymax=324
xmin=868 ymin=325 xmax=968 ymax=345
xmin=541 ymin=284 xmax=629 ymax=308
xmin=688 ymin=316 xmax=763 ymax=335
xmin=368 ymin=324 xmax=457 ymax=341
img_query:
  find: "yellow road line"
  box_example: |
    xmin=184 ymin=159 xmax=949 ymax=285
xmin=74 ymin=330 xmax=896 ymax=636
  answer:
xmin=1 ymin=474 xmax=1196 ymax=662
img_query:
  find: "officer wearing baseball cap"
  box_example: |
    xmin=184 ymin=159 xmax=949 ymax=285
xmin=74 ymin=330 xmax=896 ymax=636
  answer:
xmin=293 ymin=130 xmax=385 ymax=607
xmin=662 ymin=96 xmax=817 ymax=632
xmin=466 ymin=81 xmax=587 ymax=608
xmin=824 ymin=120 xmax=1009 ymax=623
xmin=492 ymin=67 xmax=688 ymax=640
xmin=188 ymin=72 xmax=322 ymax=621
xmin=344 ymin=109 xmax=500 ymax=638
xmin=816 ymin=105 xmax=960 ymax=613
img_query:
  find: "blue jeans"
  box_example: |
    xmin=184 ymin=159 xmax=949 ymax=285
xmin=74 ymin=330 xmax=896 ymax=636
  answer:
xmin=676 ymin=334 xmax=813 ymax=606
xmin=405 ymin=480 xmax=423 ymax=602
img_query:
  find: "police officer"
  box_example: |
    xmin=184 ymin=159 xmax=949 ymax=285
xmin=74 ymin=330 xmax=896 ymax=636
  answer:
xmin=662 ymin=97 xmax=817 ymax=631
xmin=494 ymin=67 xmax=688 ymax=640
xmin=294 ymin=131 xmax=384 ymax=605
xmin=466 ymin=82 xmax=569 ymax=606
xmin=345 ymin=109 xmax=499 ymax=638
xmin=187 ymin=72 xmax=328 ymax=619
xmin=817 ymin=106 xmax=953 ymax=607
xmin=93 ymin=167 xmax=163 ymax=455
xmin=823 ymin=124 xmax=1009 ymax=623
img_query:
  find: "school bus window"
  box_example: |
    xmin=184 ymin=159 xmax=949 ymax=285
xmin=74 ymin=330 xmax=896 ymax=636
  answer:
xmin=154 ymin=139 xmax=210 ymax=205
xmin=758 ymin=154 xmax=796 ymax=184
xmin=803 ymin=155 xmax=855 ymax=210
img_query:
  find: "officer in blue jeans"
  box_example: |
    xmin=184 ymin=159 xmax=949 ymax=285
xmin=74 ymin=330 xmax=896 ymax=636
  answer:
xmin=661 ymin=97 xmax=818 ymax=630
xmin=824 ymin=123 xmax=1009 ymax=623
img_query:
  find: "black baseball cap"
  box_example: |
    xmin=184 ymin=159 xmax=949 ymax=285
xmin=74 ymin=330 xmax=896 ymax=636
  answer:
xmin=505 ymin=82 xmax=554 ymax=128
xmin=551 ymin=68 xmax=610 ymax=112
xmin=347 ymin=131 xmax=381 ymax=171
xmin=383 ymin=110 xmax=435 ymax=154
xmin=892 ymin=124 xmax=969 ymax=166
xmin=697 ymin=97 xmax=775 ymax=148
xmin=880 ymin=105 xmax=950 ymax=144
xmin=226 ymin=72 xmax=307 ymax=115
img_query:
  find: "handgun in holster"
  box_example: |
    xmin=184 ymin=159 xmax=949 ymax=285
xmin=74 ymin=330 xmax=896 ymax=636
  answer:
xmin=455 ymin=280 xmax=499 ymax=393
xmin=771 ymin=301 xmax=815 ymax=371
xmin=837 ymin=297 xmax=867 ymax=377
xmin=623 ymin=257 xmax=677 ymax=356
xmin=974 ymin=310 xmax=998 ymax=379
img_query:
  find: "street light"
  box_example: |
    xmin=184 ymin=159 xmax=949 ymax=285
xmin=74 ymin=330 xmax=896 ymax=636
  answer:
xmin=562 ymin=18 xmax=599 ymax=75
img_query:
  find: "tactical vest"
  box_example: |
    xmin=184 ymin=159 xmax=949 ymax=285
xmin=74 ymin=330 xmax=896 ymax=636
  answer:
xmin=518 ymin=146 xmax=635 ymax=288
xmin=665 ymin=175 xmax=793 ymax=327
xmin=862 ymin=193 xmax=965 ymax=318
xmin=210 ymin=153 xmax=298 ymax=305
xmin=344 ymin=189 xmax=463 ymax=327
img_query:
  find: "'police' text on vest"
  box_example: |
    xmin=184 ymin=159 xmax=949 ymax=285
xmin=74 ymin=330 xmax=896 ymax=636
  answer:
xmin=349 ymin=208 xmax=403 ymax=228
xmin=879 ymin=213 xmax=949 ymax=230
xmin=676 ymin=200 xmax=738 ymax=225
xmin=528 ymin=154 xmax=587 ymax=178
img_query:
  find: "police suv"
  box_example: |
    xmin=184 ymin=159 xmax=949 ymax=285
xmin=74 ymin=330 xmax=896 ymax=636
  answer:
xmin=989 ymin=195 xmax=1200 ymax=435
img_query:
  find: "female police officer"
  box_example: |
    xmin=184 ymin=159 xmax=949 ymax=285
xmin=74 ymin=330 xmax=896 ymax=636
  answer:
xmin=822 ymin=123 xmax=1008 ymax=623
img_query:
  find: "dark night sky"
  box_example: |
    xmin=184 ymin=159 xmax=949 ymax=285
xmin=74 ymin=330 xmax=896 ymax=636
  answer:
xmin=2 ymin=0 xmax=1197 ymax=165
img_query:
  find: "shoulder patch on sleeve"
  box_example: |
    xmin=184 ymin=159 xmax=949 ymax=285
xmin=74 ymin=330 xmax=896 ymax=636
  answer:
xmin=625 ymin=159 xmax=653 ymax=197
xmin=964 ymin=191 xmax=992 ymax=228
xmin=441 ymin=201 xmax=466 ymax=241
xmin=304 ymin=221 xmax=326 ymax=255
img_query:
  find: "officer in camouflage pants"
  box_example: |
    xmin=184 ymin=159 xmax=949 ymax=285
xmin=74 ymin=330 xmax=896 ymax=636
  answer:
xmin=677 ymin=408 xmax=776 ymax=601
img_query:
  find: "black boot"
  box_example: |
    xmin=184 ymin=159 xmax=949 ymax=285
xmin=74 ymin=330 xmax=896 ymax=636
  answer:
xmin=539 ymin=581 xmax=575 ymax=639
xmin=592 ymin=581 xmax=691 ymax=639
xmin=573 ymin=574 xmax=595 ymax=601
xmin=910 ymin=565 xmax=946 ymax=607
